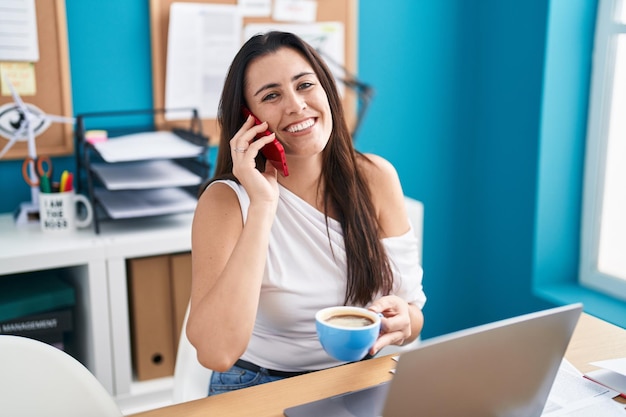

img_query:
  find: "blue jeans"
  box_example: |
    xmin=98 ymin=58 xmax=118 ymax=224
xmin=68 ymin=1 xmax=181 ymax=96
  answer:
xmin=208 ymin=363 xmax=285 ymax=396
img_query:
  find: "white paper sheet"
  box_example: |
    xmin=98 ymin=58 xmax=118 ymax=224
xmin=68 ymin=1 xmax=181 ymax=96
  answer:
xmin=239 ymin=0 xmax=271 ymax=17
xmin=586 ymin=369 xmax=626 ymax=396
xmin=165 ymin=3 xmax=241 ymax=120
xmin=93 ymin=131 xmax=204 ymax=163
xmin=544 ymin=396 xmax=626 ymax=416
xmin=541 ymin=359 xmax=623 ymax=416
xmin=591 ymin=358 xmax=626 ymax=376
xmin=586 ymin=358 xmax=626 ymax=396
xmin=0 ymin=0 xmax=39 ymax=62
xmin=273 ymin=0 xmax=317 ymax=23
xmin=90 ymin=160 xmax=202 ymax=190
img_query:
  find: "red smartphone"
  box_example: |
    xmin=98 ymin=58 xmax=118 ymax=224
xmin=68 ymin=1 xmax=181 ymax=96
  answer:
xmin=242 ymin=107 xmax=289 ymax=177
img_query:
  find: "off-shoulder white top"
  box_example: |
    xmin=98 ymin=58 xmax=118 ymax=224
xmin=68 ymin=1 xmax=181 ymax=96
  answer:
xmin=209 ymin=180 xmax=426 ymax=371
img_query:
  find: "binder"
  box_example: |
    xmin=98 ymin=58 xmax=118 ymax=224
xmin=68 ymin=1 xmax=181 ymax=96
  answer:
xmin=0 ymin=308 xmax=73 ymax=350
xmin=0 ymin=308 xmax=73 ymax=338
xmin=127 ymin=256 xmax=176 ymax=380
xmin=169 ymin=252 xmax=192 ymax=351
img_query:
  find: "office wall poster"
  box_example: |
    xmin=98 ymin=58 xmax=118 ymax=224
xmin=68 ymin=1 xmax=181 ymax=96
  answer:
xmin=165 ymin=3 xmax=241 ymax=121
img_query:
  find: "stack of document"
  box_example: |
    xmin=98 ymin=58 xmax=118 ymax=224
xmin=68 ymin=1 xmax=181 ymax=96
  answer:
xmin=88 ymin=130 xmax=205 ymax=220
xmin=585 ymin=358 xmax=626 ymax=398
xmin=90 ymin=160 xmax=202 ymax=190
xmin=94 ymin=188 xmax=197 ymax=219
xmin=542 ymin=359 xmax=626 ymax=416
xmin=93 ymin=131 xmax=204 ymax=162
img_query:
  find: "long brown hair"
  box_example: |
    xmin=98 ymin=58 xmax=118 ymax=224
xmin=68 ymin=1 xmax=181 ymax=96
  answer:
xmin=206 ymin=31 xmax=392 ymax=305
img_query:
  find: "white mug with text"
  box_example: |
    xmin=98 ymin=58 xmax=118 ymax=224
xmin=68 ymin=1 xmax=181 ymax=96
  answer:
xmin=39 ymin=190 xmax=93 ymax=233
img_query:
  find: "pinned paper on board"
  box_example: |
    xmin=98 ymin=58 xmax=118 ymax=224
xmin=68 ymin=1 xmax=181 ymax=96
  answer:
xmin=164 ymin=3 xmax=241 ymax=121
xmin=0 ymin=0 xmax=39 ymax=62
xmin=273 ymin=0 xmax=317 ymax=23
xmin=239 ymin=0 xmax=272 ymax=17
xmin=0 ymin=62 xmax=37 ymax=96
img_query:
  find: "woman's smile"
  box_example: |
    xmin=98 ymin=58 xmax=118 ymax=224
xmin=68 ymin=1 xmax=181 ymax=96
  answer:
xmin=284 ymin=117 xmax=315 ymax=134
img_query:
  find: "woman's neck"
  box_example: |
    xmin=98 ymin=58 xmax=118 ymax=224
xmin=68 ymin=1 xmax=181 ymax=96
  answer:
xmin=278 ymin=157 xmax=326 ymax=213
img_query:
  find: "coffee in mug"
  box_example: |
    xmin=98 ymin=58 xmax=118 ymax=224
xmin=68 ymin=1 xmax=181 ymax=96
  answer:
xmin=324 ymin=313 xmax=375 ymax=328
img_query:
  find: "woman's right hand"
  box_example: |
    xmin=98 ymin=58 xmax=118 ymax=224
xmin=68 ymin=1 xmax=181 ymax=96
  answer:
xmin=230 ymin=114 xmax=280 ymax=206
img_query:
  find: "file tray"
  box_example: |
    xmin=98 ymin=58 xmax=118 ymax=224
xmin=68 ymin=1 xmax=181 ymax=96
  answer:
xmin=74 ymin=107 xmax=210 ymax=234
xmin=0 ymin=272 xmax=76 ymax=322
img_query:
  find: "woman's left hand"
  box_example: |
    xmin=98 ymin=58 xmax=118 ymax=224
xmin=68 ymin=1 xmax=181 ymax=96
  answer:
xmin=367 ymin=295 xmax=412 ymax=355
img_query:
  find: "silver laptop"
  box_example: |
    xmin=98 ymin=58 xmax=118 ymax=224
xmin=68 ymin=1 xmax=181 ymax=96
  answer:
xmin=284 ymin=303 xmax=582 ymax=417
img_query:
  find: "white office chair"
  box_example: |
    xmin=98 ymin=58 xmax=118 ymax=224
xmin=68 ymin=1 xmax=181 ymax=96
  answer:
xmin=172 ymin=303 xmax=213 ymax=403
xmin=0 ymin=335 xmax=123 ymax=417
xmin=404 ymin=196 xmax=423 ymax=265
xmin=172 ymin=197 xmax=424 ymax=402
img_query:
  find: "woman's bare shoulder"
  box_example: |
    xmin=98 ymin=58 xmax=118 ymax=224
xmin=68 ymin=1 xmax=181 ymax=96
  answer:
xmin=358 ymin=153 xmax=401 ymax=189
xmin=357 ymin=153 xmax=409 ymax=237
xmin=194 ymin=181 xmax=242 ymax=226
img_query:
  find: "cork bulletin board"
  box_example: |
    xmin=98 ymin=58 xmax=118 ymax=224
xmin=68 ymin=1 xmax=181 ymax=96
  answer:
xmin=0 ymin=0 xmax=73 ymax=160
xmin=149 ymin=0 xmax=357 ymax=145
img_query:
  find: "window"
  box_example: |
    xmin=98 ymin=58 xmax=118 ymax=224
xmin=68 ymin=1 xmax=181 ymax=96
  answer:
xmin=580 ymin=0 xmax=626 ymax=301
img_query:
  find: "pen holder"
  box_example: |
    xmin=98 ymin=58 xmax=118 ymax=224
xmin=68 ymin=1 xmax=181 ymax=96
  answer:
xmin=39 ymin=190 xmax=93 ymax=233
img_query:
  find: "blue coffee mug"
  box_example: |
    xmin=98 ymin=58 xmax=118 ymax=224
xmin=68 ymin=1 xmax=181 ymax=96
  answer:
xmin=315 ymin=306 xmax=382 ymax=362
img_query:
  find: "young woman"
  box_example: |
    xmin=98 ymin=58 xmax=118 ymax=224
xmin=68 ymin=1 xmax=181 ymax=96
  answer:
xmin=187 ymin=31 xmax=426 ymax=396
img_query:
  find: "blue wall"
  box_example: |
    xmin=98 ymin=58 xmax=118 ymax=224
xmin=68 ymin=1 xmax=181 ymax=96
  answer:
xmin=0 ymin=1 xmax=605 ymax=337
xmin=358 ymin=0 xmax=559 ymax=335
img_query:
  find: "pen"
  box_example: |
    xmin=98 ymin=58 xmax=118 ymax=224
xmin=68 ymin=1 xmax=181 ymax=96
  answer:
xmin=64 ymin=172 xmax=74 ymax=192
xmin=59 ymin=170 xmax=69 ymax=192
xmin=39 ymin=175 xmax=51 ymax=193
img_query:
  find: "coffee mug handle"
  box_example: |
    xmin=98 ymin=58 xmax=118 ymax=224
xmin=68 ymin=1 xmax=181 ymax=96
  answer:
xmin=74 ymin=194 xmax=94 ymax=228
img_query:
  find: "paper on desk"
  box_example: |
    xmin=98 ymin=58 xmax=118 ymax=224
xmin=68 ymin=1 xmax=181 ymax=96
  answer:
xmin=93 ymin=131 xmax=203 ymax=162
xmin=586 ymin=358 xmax=626 ymax=396
xmin=541 ymin=358 xmax=622 ymax=416
xmin=543 ymin=396 xmax=626 ymax=416
xmin=91 ymin=160 xmax=202 ymax=190
xmin=591 ymin=358 xmax=626 ymax=376
xmin=586 ymin=369 xmax=626 ymax=397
